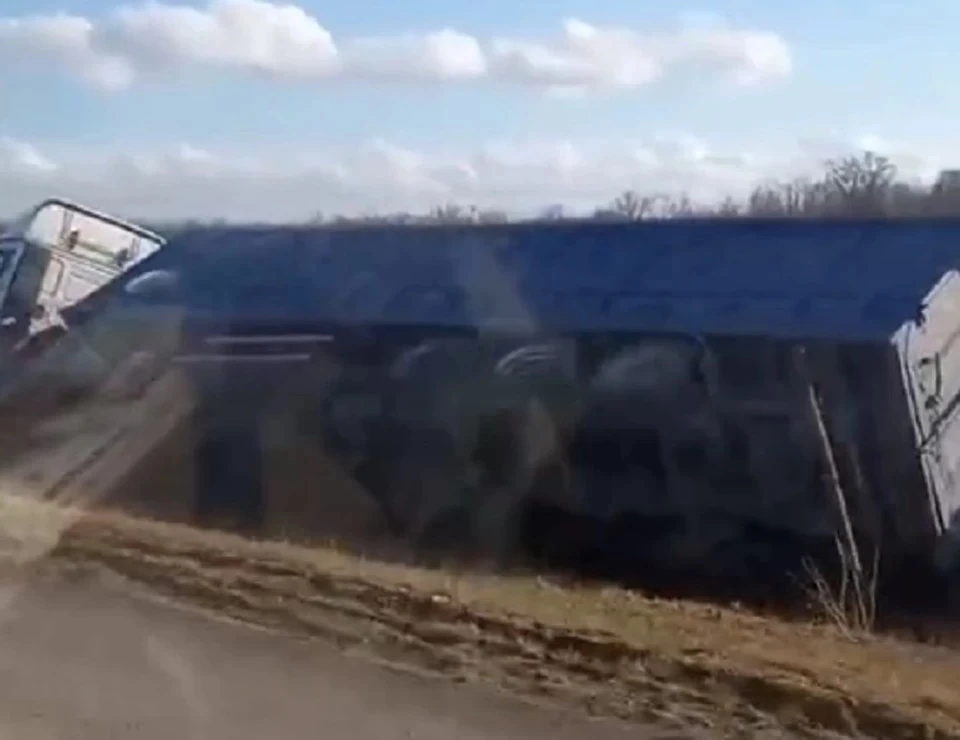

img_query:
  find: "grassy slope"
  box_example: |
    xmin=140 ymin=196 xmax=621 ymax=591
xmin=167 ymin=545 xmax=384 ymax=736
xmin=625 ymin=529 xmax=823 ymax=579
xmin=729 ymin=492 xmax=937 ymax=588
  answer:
xmin=0 ymin=495 xmax=958 ymax=739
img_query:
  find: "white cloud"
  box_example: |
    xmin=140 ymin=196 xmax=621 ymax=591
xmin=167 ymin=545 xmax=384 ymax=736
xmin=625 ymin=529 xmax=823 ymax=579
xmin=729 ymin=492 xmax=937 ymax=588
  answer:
xmin=0 ymin=0 xmax=791 ymax=92
xmin=341 ymin=30 xmax=486 ymax=81
xmin=0 ymin=138 xmax=58 ymax=175
xmin=488 ymin=18 xmax=791 ymax=93
xmin=0 ymin=133 xmax=948 ymax=224
xmin=103 ymin=0 xmax=338 ymax=79
xmin=0 ymin=13 xmax=136 ymax=90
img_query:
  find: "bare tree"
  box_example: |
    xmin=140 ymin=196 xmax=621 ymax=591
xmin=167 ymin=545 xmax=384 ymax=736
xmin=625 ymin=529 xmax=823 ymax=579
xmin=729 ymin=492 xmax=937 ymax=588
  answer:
xmin=747 ymin=178 xmax=829 ymax=217
xmin=823 ymin=151 xmax=898 ymax=216
xmin=423 ymin=203 xmax=509 ymax=224
xmin=662 ymin=193 xmax=697 ymax=218
xmin=429 ymin=203 xmax=474 ymax=223
xmin=714 ymin=196 xmax=743 ymax=218
xmin=742 ymin=152 xmax=912 ymax=219
xmin=924 ymin=170 xmax=960 ymax=216
xmin=295 ymin=151 xmax=960 ymax=226
xmin=609 ymin=190 xmax=659 ymax=220
xmin=591 ymin=207 xmax=628 ymax=221
xmin=538 ymin=204 xmax=566 ymax=221
xmin=476 ymin=208 xmax=509 ymax=224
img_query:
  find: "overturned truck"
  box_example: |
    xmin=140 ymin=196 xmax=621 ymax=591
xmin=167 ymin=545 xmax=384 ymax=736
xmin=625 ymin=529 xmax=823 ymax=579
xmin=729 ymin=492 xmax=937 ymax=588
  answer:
xmin=0 ymin=197 xmax=164 ymax=361
xmin=22 ymin=216 xmax=960 ymax=587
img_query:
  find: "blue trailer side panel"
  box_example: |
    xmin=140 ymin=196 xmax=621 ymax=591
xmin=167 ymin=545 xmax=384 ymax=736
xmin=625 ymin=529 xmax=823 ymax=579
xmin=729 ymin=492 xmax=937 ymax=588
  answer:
xmin=50 ymin=214 xmax=960 ymax=573
xmin=92 ymin=217 xmax=960 ymax=342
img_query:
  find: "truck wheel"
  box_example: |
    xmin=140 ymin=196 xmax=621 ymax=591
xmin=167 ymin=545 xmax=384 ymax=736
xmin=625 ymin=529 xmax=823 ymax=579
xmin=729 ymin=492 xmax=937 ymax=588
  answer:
xmin=361 ymin=398 xmax=559 ymax=560
xmin=358 ymin=427 xmax=476 ymax=551
xmin=358 ymin=340 xmax=490 ymax=551
xmin=468 ymin=394 xmax=580 ymax=564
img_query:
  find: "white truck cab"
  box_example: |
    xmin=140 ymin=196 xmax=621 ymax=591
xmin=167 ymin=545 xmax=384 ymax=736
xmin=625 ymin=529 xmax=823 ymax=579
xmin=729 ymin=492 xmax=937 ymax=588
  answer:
xmin=0 ymin=198 xmax=165 ymax=344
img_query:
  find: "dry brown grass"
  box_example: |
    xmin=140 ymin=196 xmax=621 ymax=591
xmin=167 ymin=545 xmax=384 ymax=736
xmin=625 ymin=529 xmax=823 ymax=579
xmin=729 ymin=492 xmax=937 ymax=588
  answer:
xmin=799 ymin=539 xmax=881 ymax=639
xmin=0 ymin=494 xmax=957 ymax=739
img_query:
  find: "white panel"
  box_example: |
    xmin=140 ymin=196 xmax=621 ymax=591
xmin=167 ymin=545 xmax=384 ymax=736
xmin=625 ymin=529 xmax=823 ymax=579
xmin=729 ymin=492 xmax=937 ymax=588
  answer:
xmin=895 ymin=269 xmax=960 ymax=537
xmin=60 ymin=265 xmax=110 ymax=304
xmin=67 ymin=209 xmax=138 ymax=264
xmin=24 ymin=201 xmax=164 ymax=269
xmin=40 ymin=257 xmax=64 ymax=296
xmin=24 ymin=203 xmax=67 ymax=246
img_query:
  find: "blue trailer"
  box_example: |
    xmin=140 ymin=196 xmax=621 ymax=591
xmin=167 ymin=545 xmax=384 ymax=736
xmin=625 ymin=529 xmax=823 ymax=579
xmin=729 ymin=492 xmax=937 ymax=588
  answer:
xmin=27 ymin=215 xmax=960 ymax=582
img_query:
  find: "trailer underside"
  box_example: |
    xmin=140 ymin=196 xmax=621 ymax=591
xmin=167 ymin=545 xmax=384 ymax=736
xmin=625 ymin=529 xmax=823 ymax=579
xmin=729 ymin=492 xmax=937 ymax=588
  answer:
xmin=0 ymin=324 xmax=947 ymax=614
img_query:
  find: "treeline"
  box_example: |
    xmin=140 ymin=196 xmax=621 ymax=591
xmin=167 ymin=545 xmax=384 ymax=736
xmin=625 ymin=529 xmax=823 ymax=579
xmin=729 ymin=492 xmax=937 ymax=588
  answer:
xmin=309 ymin=151 xmax=960 ymax=225
xmin=7 ymin=150 xmax=960 ymax=232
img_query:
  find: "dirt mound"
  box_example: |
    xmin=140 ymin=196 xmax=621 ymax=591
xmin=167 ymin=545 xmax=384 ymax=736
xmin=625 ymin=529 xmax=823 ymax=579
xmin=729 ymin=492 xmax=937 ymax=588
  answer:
xmin=0 ymin=497 xmax=955 ymax=739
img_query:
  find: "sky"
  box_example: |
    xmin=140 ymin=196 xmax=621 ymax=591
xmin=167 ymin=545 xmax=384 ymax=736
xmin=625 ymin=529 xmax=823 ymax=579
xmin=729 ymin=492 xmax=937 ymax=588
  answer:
xmin=0 ymin=0 xmax=957 ymax=221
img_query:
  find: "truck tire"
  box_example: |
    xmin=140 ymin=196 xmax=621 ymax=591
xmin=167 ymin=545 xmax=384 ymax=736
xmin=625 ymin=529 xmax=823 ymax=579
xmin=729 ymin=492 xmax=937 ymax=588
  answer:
xmin=358 ymin=427 xmax=474 ymax=552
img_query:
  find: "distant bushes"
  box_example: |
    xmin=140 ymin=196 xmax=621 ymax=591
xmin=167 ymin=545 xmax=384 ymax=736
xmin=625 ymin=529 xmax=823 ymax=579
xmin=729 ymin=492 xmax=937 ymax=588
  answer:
xmin=310 ymin=151 xmax=960 ymax=225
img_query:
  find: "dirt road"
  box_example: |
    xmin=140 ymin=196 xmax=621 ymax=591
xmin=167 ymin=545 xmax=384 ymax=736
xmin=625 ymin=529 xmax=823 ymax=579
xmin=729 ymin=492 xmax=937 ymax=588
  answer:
xmin=0 ymin=570 xmax=646 ymax=740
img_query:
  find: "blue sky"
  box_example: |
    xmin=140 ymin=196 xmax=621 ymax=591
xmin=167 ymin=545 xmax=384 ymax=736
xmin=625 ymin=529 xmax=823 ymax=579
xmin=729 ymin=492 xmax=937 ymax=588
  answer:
xmin=0 ymin=0 xmax=956 ymax=219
